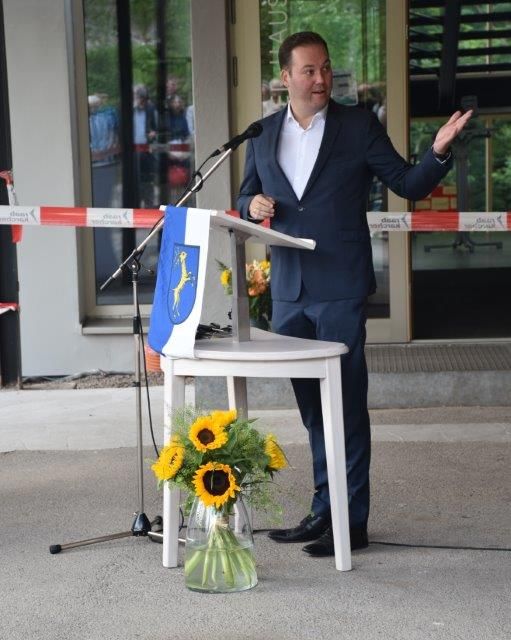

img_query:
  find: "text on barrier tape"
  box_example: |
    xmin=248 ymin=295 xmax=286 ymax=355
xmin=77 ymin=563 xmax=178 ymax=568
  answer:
xmin=0 ymin=206 xmax=509 ymax=231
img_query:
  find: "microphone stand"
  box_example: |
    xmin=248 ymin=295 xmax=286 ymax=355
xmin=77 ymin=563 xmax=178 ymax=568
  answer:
xmin=49 ymin=147 xmax=234 ymax=554
xmin=101 ymin=147 xmax=234 ymax=290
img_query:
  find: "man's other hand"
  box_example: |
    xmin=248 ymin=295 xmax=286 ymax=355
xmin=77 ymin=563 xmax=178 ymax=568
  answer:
xmin=433 ymin=110 xmax=473 ymax=155
xmin=249 ymin=194 xmax=275 ymax=220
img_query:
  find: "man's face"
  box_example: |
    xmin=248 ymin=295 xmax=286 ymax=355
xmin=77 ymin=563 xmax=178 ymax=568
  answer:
xmin=166 ymin=78 xmax=177 ymax=96
xmin=135 ymin=95 xmax=146 ymax=108
xmin=281 ymin=44 xmax=332 ymax=117
xmin=169 ymin=96 xmax=184 ymax=113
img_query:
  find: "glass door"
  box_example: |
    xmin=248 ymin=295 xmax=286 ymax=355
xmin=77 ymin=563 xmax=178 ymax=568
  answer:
xmin=83 ymin=0 xmax=194 ymax=312
xmin=230 ymin=0 xmax=410 ymax=342
xmin=411 ymin=115 xmax=511 ymax=339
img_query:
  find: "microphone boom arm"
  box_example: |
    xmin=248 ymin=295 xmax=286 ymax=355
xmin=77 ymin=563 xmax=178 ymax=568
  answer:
xmin=100 ymin=147 xmax=233 ymax=291
xmin=210 ymin=122 xmax=263 ymax=158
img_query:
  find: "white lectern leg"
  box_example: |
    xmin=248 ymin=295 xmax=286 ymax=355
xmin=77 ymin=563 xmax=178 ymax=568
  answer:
xmin=320 ymin=356 xmax=352 ymax=571
xmin=227 ymin=376 xmax=251 ymax=533
xmin=226 ymin=376 xmax=248 ymax=419
xmin=162 ymin=358 xmax=185 ymax=568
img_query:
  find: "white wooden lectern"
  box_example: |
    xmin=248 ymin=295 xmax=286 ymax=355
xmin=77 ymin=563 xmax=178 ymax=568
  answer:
xmin=161 ymin=211 xmax=352 ymax=571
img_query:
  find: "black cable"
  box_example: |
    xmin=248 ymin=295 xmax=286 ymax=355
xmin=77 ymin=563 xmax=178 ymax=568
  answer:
xmin=370 ymin=541 xmax=511 ymax=552
xmin=136 ymin=298 xmax=159 ymax=458
xmin=136 ymin=298 xmax=189 ymax=531
xmin=172 ymin=150 xmax=214 ymax=204
xmin=181 ymin=168 xmax=203 ymax=197
xmin=251 ymin=530 xmax=511 ymax=552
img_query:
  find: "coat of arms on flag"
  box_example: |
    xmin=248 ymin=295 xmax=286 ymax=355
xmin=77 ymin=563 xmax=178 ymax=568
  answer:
xmin=167 ymin=243 xmax=199 ymax=323
xmin=148 ymin=206 xmax=211 ymax=359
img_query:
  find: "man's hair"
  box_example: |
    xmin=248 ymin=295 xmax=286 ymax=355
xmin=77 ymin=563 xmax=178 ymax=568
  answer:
xmin=134 ymin=84 xmax=148 ymax=99
xmin=278 ymin=32 xmax=329 ymax=70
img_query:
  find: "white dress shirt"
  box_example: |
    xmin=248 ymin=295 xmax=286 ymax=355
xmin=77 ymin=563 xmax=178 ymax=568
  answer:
xmin=134 ymin=108 xmax=147 ymax=144
xmin=277 ymin=104 xmax=327 ymax=200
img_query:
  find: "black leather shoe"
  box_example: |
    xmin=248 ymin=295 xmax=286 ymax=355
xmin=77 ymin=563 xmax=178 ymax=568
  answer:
xmin=302 ymin=526 xmax=368 ymax=556
xmin=268 ymin=514 xmax=331 ymax=543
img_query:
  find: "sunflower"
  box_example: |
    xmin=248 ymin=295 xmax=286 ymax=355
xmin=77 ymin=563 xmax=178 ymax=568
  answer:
xmin=264 ymin=434 xmax=287 ymax=470
xmin=220 ymin=269 xmax=231 ymax=288
xmin=193 ymin=462 xmax=240 ymax=508
xmin=259 ymin=259 xmax=270 ymax=272
xmin=189 ymin=416 xmax=228 ymax=452
xmin=210 ymin=409 xmax=237 ymax=429
xmin=151 ymin=438 xmax=184 ymax=481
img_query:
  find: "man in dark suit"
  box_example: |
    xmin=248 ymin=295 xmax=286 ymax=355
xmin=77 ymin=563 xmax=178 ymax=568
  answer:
xmin=237 ymin=32 xmax=472 ymax=557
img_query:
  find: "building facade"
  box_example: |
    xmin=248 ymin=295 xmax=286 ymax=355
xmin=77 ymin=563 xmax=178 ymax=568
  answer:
xmin=1 ymin=0 xmax=510 ymax=377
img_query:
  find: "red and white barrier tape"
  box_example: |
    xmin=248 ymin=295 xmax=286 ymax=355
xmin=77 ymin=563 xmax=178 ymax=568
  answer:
xmin=0 ymin=206 xmax=509 ymax=232
xmin=0 ymin=206 xmax=162 ymax=229
xmin=368 ymin=211 xmax=510 ymax=232
xmin=0 ymin=302 xmax=19 ymax=316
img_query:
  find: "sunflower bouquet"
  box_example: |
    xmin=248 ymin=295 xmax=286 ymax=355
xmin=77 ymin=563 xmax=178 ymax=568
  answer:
xmin=217 ymin=259 xmax=272 ymax=327
xmin=150 ymin=407 xmax=286 ymax=592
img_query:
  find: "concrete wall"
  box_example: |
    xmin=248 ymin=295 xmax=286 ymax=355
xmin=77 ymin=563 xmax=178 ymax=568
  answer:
xmin=4 ymin=0 xmax=85 ymax=376
xmin=4 ymin=0 xmax=232 ymax=376
xmin=191 ymin=0 xmax=233 ymax=327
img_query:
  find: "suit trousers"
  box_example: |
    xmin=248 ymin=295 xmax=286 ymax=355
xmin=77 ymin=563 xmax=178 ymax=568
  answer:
xmin=271 ymin=286 xmax=370 ymax=529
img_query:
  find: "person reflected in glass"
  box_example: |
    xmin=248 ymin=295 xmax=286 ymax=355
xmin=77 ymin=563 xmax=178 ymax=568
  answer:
xmin=88 ymin=93 xmax=120 ymax=207
xmin=166 ymin=94 xmax=190 ymax=140
xmin=186 ymin=103 xmax=195 ymax=137
xmin=133 ymin=84 xmax=157 ymax=208
xmin=261 ymin=81 xmax=270 ymax=112
xmin=89 ymin=93 xmax=122 ymax=285
xmin=263 ymin=78 xmax=286 ymax=117
xmin=165 ymin=75 xmax=180 ymax=104
xmin=357 ymin=82 xmax=385 ymax=115
xmin=165 ymin=94 xmax=192 ymax=198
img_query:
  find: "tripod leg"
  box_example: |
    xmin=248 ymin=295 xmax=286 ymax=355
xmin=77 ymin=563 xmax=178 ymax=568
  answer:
xmin=49 ymin=531 xmax=132 ymax=554
xmin=49 ymin=500 xmax=153 ymax=554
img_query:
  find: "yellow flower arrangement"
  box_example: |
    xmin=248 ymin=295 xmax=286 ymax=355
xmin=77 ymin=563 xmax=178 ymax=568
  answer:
xmin=217 ymin=259 xmax=271 ymax=326
xmin=150 ymin=407 xmax=286 ymax=512
xmin=150 ymin=408 xmax=287 ymax=593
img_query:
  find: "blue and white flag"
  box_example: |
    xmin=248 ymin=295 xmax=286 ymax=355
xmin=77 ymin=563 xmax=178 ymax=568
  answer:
xmin=148 ymin=206 xmax=211 ymax=358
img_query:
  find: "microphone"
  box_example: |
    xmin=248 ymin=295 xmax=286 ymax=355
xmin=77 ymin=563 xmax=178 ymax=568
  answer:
xmin=211 ymin=122 xmax=263 ymax=157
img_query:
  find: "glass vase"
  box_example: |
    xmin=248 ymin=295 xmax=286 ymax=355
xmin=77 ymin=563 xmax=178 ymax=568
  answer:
xmin=184 ymin=495 xmax=257 ymax=593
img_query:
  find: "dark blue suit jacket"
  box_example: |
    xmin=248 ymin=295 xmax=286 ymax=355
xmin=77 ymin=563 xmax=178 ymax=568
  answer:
xmin=237 ymin=100 xmax=452 ymax=302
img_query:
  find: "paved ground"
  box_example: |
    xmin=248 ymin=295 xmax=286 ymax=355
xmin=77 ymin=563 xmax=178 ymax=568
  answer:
xmin=0 ymin=387 xmax=510 ymax=640
xmin=1 ymin=386 xmax=510 ymax=451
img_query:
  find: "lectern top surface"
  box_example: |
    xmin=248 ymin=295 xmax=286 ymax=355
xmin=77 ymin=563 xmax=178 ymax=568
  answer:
xmin=190 ymin=328 xmax=347 ymax=362
xmin=157 ymin=207 xmax=315 ymax=250
xmin=210 ymin=211 xmax=315 ymax=250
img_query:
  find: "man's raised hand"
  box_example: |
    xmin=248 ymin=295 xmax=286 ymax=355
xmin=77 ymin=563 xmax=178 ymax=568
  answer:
xmin=433 ymin=110 xmax=473 ymax=155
